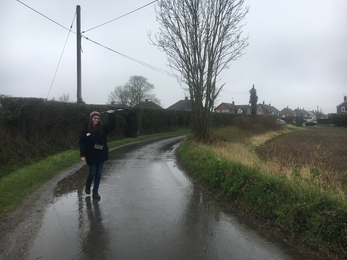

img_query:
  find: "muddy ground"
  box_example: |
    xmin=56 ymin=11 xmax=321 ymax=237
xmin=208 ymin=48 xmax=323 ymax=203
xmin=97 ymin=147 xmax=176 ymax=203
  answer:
xmin=256 ymin=128 xmax=347 ymax=181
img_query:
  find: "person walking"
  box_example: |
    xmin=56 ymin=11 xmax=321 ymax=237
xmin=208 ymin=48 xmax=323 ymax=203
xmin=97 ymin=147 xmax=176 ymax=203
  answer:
xmin=79 ymin=110 xmax=116 ymax=200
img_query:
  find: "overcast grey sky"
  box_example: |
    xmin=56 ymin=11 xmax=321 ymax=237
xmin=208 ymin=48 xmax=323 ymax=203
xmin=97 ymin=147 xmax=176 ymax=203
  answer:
xmin=1 ymin=0 xmax=346 ymax=113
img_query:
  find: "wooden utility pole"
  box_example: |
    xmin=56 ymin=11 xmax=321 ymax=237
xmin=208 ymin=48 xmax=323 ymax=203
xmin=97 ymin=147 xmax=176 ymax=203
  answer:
xmin=76 ymin=5 xmax=82 ymax=103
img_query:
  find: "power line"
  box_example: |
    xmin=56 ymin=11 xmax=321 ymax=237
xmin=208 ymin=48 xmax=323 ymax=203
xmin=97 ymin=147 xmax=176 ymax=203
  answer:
xmin=222 ymin=89 xmax=248 ymax=95
xmin=46 ymin=13 xmax=76 ymax=100
xmin=82 ymin=35 xmax=174 ymax=77
xmin=83 ymin=0 xmax=157 ymax=33
xmin=16 ymin=0 xmax=72 ymax=32
xmin=15 ymin=0 xmax=173 ymax=81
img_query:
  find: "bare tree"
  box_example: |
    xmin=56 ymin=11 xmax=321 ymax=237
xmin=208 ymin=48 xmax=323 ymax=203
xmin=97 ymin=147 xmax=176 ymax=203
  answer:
xmin=151 ymin=0 xmax=249 ymax=142
xmin=58 ymin=93 xmax=70 ymax=103
xmin=108 ymin=86 xmax=130 ymax=105
xmin=108 ymin=76 xmax=161 ymax=107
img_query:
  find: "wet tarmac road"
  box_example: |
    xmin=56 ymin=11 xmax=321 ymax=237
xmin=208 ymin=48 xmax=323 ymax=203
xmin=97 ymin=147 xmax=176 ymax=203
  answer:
xmin=1 ymin=136 xmax=321 ymax=260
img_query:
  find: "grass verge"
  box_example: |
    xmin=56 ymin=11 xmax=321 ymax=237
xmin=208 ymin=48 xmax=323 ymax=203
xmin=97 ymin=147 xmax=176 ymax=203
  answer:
xmin=0 ymin=129 xmax=189 ymax=219
xmin=0 ymin=150 xmax=78 ymax=218
xmin=176 ymin=127 xmax=347 ymax=259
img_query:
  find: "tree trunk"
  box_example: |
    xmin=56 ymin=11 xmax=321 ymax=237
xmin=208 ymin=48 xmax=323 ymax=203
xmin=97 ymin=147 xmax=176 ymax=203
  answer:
xmin=191 ymin=102 xmax=211 ymax=142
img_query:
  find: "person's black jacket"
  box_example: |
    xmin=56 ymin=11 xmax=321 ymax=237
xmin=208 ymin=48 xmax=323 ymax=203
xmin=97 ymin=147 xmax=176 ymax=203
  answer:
xmin=79 ymin=113 xmax=116 ymax=165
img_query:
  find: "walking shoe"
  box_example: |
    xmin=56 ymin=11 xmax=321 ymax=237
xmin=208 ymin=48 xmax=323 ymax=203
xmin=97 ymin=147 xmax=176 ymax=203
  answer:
xmin=92 ymin=190 xmax=101 ymax=200
xmin=85 ymin=182 xmax=91 ymax=195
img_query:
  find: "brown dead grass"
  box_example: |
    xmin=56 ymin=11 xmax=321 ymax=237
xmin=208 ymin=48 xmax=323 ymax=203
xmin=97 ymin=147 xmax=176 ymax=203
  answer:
xmin=210 ymin=125 xmax=293 ymax=166
xmin=212 ymin=126 xmax=347 ymax=197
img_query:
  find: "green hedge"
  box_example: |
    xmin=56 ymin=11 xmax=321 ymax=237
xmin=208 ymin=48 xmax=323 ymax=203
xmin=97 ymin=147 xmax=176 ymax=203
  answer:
xmin=329 ymin=113 xmax=347 ymax=127
xmin=0 ymin=97 xmax=192 ymax=176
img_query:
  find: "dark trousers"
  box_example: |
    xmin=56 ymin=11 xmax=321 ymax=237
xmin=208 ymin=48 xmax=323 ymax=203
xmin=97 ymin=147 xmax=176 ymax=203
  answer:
xmin=86 ymin=162 xmax=104 ymax=191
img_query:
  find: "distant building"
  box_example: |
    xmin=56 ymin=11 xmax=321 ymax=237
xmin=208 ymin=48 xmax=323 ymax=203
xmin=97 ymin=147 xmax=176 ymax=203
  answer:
xmin=214 ymin=101 xmax=251 ymax=114
xmin=167 ymin=97 xmax=192 ymax=111
xmin=280 ymin=107 xmax=295 ymax=118
xmin=235 ymin=105 xmax=251 ymax=115
xmin=136 ymin=99 xmax=163 ymax=109
xmin=294 ymin=108 xmax=314 ymax=120
xmin=257 ymin=102 xmax=280 ymax=116
xmin=306 ymin=110 xmax=316 ymax=120
xmin=336 ymin=96 xmax=347 ymax=113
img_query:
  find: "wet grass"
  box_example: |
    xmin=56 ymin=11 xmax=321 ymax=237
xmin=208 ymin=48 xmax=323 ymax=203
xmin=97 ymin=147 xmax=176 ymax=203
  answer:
xmin=0 ymin=129 xmax=189 ymax=219
xmin=0 ymin=150 xmax=78 ymax=217
xmin=176 ymin=126 xmax=347 ymax=259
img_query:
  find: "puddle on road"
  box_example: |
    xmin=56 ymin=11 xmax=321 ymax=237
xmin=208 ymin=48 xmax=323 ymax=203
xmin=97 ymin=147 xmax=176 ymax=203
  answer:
xmin=25 ymin=137 xmax=322 ymax=260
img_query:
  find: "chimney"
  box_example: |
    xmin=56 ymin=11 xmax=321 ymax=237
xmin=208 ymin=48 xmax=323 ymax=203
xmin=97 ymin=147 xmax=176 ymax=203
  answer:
xmin=185 ymin=97 xmax=188 ymax=101
xmin=344 ymin=96 xmax=347 ymax=102
xmin=269 ymin=103 xmax=271 ymax=106
xmin=145 ymin=99 xmax=148 ymax=102
xmin=232 ymin=101 xmax=235 ymax=106
xmin=263 ymin=101 xmax=265 ymax=104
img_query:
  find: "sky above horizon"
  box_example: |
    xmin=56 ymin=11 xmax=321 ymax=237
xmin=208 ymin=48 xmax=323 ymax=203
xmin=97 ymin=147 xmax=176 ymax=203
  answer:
xmin=1 ymin=0 xmax=346 ymax=114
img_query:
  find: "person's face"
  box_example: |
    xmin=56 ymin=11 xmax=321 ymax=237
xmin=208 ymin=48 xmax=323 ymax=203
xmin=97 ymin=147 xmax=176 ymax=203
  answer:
xmin=92 ymin=116 xmax=100 ymax=126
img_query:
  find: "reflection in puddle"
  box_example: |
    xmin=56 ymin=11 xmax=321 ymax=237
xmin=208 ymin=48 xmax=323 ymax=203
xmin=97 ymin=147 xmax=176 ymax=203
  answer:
xmin=53 ymin=165 xmax=88 ymax=197
xmin=27 ymin=192 xmax=80 ymax=260
xmin=27 ymin=190 xmax=109 ymax=260
xmin=80 ymin=197 xmax=108 ymax=260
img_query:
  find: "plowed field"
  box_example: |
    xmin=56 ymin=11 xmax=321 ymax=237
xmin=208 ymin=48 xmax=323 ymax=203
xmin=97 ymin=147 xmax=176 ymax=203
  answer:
xmin=256 ymin=128 xmax=347 ymax=181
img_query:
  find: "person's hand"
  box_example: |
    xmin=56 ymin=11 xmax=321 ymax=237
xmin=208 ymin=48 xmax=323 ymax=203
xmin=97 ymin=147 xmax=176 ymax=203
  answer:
xmin=81 ymin=157 xmax=86 ymax=162
xmin=108 ymin=110 xmax=114 ymax=113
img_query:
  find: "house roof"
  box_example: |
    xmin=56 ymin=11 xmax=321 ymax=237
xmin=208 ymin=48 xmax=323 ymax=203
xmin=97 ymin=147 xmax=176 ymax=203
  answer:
xmin=234 ymin=105 xmax=251 ymax=115
xmin=219 ymin=102 xmax=235 ymax=110
xmin=258 ymin=104 xmax=280 ymax=114
xmin=294 ymin=108 xmax=311 ymax=117
xmin=281 ymin=107 xmax=294 ymax=113
xmin=235 ymin=105 xmax=250 ymax=111
xmin=167 ymin=98 xmax=192 ymax=110
xmin=336 ymin=100 xmax=347 ymax=108
xmin=215 ymin=102 xmax=251 ymax=114
xmin=136 ymin=100 xmax=163 ymax=109
xmin=306 ymin=111 xmax=316 ymax=117
xmin=215 ymin=103 xmax=250 ymax=112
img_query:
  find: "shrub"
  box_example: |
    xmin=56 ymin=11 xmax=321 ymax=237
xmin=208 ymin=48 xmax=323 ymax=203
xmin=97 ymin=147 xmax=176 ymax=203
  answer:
xmin=329 ymin=113 xmax=347 ymax=127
